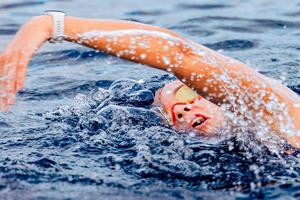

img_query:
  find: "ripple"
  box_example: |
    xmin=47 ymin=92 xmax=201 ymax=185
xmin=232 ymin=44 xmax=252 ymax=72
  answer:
xmin=177 ymin=3 xmax=231 ymax=10
xmin=0 ymin=28 xmax=17 ymax=35
xmin=168 ymin=25 xmax=215 ymax=37
xmin=216 ymin=25 xmax=262 ymax=33
xmin=0 ymin=1 xmax=44 ymax=10
xmin=18 ymin=80 xmax=113 ymax=100
xmin=253 ymin=19 xmax=299 ymax=29
xmin=205 ymin=39 xmax=257 ymax=51
xmin=181 ymin=17 xmax=300 ymax=31
xmin=125 ymin=10 xmax=165 ymax=16
xmin=181 ymin=16 xmax=248 ymax=24
xmin=284 ymin=11 xmax=300 ymax=17
xmin=30 ymin=157 xmax=58 ymax=169
xmin=122 ymin=18 xmax=155 ymax=24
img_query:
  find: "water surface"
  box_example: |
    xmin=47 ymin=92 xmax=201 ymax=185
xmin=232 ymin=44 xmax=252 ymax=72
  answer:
xmin=0 ymin=0 xmax=300 ymax=199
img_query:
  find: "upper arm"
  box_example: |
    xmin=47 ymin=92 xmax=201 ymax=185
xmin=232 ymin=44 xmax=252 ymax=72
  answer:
xmin=176 ymin=45 xmax=300 ymax=142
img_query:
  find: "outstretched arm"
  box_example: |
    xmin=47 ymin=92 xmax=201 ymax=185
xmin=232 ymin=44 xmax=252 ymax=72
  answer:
xmin=1 ymin=15 xmax=300 ymax=147
xmin=62 ymin=16 xmax=300 ymax=147
xmin=0 ymin=16 xmax=181 ymax=109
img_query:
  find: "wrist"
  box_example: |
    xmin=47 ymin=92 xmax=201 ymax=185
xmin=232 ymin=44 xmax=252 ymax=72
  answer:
xmin=29 ymin=15 xmax=52 ymax=40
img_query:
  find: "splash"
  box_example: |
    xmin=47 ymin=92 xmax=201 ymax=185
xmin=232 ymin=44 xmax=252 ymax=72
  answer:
xmin=72 ymin=28 xmax=300 ymax=153
xmin=43 ymin=75 xmax=300 ymax=192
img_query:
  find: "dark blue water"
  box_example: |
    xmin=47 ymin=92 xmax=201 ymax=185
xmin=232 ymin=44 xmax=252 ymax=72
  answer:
xmin=1 ymin=0 xmax=300 ymax=199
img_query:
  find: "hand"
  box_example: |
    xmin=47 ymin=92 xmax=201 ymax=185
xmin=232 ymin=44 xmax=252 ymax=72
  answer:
xmin=0 ymin=16 xmax=51 ymax=111
xmin=0 ymin=49 xmax=31 ymax=111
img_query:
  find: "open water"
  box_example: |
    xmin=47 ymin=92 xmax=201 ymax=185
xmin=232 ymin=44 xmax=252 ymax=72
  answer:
xmin=0 ymin=0 xmax=300 ymax=199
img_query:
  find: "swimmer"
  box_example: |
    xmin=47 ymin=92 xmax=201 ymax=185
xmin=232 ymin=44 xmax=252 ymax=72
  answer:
xmin=1 ymin=12 xmax=300 ymax=149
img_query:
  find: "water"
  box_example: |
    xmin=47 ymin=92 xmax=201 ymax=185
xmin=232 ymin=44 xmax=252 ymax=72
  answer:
xmin=1 ymin=0 xmax=300 ymax=199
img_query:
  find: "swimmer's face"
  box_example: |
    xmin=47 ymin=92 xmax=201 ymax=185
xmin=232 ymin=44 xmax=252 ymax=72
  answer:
xmin=155 ymin=81 xmax=226 ymax=137
xmin=170 ymin=96 xmax=226 ymax=136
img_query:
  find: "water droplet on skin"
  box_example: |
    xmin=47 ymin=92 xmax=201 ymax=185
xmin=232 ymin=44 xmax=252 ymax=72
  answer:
xmin=140 ymin=54 xmax=146 ymax=59
xmin=166 ymin=90 xmax=172 ymax=95
xmin=162 ymin=56 xmax=170 ymax=65
xmin=186 ymin=104 xmax=192 ymax=109
xmin=196 ymin=50 xmax=206 ymax=56
xmin=163 ymin=46 xmax=169 ymax=51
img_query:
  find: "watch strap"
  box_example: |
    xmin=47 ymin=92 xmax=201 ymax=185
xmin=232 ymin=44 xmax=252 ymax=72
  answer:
xmin=44 ymin=10 xmax=66 ymax=43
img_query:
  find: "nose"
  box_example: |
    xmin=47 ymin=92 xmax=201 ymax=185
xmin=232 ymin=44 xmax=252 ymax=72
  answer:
xmin=173 ymin=105 xmax=193 ymax=122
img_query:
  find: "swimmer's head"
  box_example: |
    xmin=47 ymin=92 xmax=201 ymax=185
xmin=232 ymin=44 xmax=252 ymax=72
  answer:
xmin=154 ymin=80 xmax=226 ymax=137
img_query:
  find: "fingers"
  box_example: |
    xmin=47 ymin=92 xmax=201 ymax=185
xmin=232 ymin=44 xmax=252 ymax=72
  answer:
xmin=0 ymin=51 xmax=19 ymax=111
xmin=0 ymin=49 xmax=30 ymax=111
xmin=0 ymin=55 xmax=9 ymax=111
xmin=7 ymin=53 xmax=18 ymax=105
xmin=1 ymin=96 xmax=8 ymax=112
xmin=16 ymin=52 xmax=29 ymax=91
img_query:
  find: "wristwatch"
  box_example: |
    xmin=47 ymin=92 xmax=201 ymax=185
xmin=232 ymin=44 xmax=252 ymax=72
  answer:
xmin=44 ymin=10 xmax=66 ymax=43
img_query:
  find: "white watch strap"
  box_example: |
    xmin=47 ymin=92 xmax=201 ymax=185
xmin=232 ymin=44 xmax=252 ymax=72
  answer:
xmin=44 ymin=10 xmax=66 ymax=43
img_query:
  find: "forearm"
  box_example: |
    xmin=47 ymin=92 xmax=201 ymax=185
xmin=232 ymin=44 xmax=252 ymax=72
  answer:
xmin=63 ymin=16 xmax=188 ymax=71
xmin=4 ymin=16 xmax=51 ymax=57
xmin=64 ymin=16 xmax=180 ymax=42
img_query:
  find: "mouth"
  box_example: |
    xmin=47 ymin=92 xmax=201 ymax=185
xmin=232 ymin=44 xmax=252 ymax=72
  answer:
xmin=190 ymin=115 xmax=209 ymax=129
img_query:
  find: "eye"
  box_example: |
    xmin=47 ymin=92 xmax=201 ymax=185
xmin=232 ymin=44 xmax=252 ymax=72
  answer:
xmin=177 ymin=113 xmax=183 ymax=119
xmin=184 ymin=107 xmax=190 ymax=111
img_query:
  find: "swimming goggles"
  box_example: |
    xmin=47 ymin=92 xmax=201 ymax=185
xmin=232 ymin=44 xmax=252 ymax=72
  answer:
xmin=159 ymin=80 xmax=201 ymax=124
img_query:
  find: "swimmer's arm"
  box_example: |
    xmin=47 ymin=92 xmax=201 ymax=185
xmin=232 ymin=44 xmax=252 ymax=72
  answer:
xmin=0 ymin=15 xmax=179 ymax=109
xmin=181 ymin=48 xmax=300 ymax=148
xmin=0 ymin=16 xmax=51 ymax=108
xmin=1 ymin=16 xmax=300 ymax=148
xmin=61 ymin=17 xmax=300 ymax=147
xmin=17 ymin=17 xmax=300 ymax=147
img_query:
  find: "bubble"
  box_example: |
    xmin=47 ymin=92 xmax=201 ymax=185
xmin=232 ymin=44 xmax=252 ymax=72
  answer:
xmin=294 ymin=103 xmax=300 ymax=108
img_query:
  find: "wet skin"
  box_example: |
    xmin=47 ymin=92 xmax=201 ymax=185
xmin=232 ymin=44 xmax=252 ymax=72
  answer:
xmin=1 ymin=16 xmax=300 ymax=148
xmin=155 ymin=81 xmax=226 ymax=137
xmin=171 ymin=95 xmax=226 ymax=136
